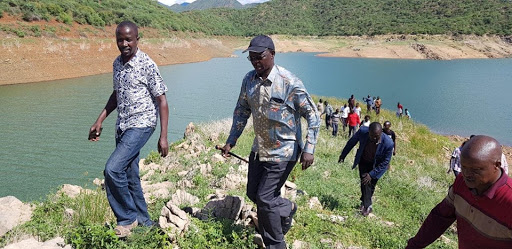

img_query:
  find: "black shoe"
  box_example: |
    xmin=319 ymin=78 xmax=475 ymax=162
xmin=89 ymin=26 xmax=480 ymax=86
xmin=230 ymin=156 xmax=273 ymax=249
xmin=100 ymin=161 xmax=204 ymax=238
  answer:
xmin=282 ymin=202 xmax=297 ymax=235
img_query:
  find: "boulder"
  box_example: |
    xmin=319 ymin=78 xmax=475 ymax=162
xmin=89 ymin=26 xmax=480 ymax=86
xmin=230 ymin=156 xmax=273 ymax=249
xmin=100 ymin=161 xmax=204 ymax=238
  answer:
xmin=0 ymin=196 xmax=33 ymax=237
xmin=200 ymin=195 xmax=244 ymax=221
xmin=3 ymin=237 xmax=71 ymax=249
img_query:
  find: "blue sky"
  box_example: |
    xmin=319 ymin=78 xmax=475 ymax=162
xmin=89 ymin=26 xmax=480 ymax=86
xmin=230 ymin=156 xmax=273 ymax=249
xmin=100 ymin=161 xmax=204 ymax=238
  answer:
xmin=158 ymin=0 xmax=270 ymax=6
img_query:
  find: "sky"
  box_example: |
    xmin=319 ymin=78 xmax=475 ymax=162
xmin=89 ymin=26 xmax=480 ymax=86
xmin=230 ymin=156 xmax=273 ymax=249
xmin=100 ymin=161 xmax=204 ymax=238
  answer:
xmin=158 ymin=0 xmax=270 ymax=6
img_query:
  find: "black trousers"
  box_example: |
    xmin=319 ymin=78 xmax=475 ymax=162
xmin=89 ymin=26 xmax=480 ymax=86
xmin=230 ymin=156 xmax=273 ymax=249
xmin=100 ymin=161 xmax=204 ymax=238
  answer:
xmin=247 ymin=152 xmax=296 ymax=249
xmin=359 ymin=161 xmax=379 ymax=209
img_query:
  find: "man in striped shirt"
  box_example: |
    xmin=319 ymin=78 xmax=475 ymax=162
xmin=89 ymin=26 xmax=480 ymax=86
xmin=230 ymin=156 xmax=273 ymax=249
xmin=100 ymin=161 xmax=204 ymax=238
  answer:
xmin=406 ymin=135 xmax=512 ymax=248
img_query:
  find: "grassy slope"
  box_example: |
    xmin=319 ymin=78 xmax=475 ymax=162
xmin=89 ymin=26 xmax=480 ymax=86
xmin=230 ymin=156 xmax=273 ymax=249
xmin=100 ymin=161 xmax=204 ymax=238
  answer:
xmin=0 ymin=96 xmax=459 ymax=249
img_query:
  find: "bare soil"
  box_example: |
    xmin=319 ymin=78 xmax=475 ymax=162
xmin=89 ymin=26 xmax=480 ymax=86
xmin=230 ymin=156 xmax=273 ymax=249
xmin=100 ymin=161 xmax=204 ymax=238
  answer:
xmin=1 ymin=17 xmax=512 ymax=86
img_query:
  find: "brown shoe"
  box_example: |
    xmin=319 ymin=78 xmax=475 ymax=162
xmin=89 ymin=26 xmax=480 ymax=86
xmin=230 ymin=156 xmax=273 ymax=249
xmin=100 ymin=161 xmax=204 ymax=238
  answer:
xmin=115 ymin=220 xmax=138 ymax=238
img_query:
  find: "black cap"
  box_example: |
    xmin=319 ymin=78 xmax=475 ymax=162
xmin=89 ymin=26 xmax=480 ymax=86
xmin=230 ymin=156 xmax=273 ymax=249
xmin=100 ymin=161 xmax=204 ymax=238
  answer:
xmin=243 ymin=35 xmax=275 ymax=53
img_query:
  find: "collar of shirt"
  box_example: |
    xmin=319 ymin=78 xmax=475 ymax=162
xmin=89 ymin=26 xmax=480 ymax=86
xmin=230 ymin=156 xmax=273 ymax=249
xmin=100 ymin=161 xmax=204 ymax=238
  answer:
xmin=477 ymin=168 xmax=509 ymax=199
xmin=119 ymin=48 xmax=140 ymax=68
xmin=256 ymin=64 xmax=278 ymax=85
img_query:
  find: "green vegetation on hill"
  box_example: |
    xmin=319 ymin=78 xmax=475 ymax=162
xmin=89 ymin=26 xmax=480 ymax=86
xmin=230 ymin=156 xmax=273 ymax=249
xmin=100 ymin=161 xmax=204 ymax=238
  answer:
xmin=166 ymin=0 xmax=245 ymax=13
xmin=1 ymin=0 xmax=512 ymax=37
xmin=0 ymin=97 xmax=460 ymax=248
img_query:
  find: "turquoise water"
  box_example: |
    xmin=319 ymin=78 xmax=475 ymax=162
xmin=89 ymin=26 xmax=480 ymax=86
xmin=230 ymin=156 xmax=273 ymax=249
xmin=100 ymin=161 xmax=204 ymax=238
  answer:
xmin=1 ymin=51 xmax=511 ymax=201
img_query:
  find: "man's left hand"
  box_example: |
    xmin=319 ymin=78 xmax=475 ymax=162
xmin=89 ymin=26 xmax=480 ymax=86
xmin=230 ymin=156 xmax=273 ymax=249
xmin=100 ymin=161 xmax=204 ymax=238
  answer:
xmin=158 ymin=137 xmax=169 ymax=157
xmin=301 ymin=152 xmax=314 ymax=170
xmin=362 ymin=173 xmax=372 ymax=185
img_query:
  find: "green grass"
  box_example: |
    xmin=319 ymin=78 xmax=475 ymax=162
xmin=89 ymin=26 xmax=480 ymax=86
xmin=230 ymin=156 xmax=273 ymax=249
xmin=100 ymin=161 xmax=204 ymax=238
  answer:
xmin=0 ymin=96 xmax=460 ymax=248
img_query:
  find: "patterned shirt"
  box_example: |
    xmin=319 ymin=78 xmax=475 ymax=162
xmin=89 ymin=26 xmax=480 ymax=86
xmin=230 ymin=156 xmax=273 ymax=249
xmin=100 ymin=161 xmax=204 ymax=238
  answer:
xmin=113 ymin=49 xmax=167 ymax=131
xmin=227 ymin=65 xmax=320 ymax=162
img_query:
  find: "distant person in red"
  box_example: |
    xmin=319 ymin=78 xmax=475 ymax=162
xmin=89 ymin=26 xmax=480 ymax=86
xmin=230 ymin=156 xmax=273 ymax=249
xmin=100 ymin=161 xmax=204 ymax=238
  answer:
xmin=406 ymin=135 xmax=512 ymax=248
xmin=347 ymin=108 xmax=360 ymax=137
xmin=397 ymin=102 xmax=403 ymax=118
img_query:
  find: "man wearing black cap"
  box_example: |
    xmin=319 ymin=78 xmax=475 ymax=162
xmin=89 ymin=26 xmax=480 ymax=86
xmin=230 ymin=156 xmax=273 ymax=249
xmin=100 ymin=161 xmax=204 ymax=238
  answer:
xmin=221 ymin=35 xmax=320 ymax=249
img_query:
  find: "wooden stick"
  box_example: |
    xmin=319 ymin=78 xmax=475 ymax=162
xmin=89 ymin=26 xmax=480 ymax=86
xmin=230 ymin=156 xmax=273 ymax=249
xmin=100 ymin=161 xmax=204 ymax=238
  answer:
xmin=215 ymin=145 xmax=249 ymax=163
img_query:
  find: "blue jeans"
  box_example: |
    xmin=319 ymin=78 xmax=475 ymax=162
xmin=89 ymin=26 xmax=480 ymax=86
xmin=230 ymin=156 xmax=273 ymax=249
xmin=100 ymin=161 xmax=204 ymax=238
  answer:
xmin=104 ymin=127 xmax=154 ymax=226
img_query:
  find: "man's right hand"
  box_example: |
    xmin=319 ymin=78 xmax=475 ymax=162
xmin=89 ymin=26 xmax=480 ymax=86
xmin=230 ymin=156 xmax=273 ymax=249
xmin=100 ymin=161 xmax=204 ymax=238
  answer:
xmin=221 ymin=144 xmax=232 ymax=158
xmin=338 ymin=155 xmax=344 ymax=163
xmin=89 ymin=123 xmax=102 ymax=141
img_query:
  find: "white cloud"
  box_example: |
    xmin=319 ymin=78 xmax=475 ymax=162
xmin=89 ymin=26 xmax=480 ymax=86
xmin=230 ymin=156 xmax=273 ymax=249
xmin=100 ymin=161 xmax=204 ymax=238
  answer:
xmin=158 ymin=0 xmax=195 ymax=6
xmin=238 ymin=0 xmax=270 ymax=4
xmin=158 ymin=0 xmax=269 ymax=6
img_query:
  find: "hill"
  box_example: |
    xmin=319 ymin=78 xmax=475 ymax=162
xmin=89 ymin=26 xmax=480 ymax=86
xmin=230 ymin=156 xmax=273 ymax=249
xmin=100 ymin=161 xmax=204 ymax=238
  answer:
xmin=167 ymin=0 xmax=246 ymax=13
xmin=0 ymin=103 xmax=465 ymax=248
xmin=1 ymin=0 xmax=512 ymax=36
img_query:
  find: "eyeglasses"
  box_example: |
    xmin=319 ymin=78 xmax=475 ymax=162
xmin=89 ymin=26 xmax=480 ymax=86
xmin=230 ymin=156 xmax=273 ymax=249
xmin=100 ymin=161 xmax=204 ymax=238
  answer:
xmin=247 ymin=51 xmax=269 ymax=61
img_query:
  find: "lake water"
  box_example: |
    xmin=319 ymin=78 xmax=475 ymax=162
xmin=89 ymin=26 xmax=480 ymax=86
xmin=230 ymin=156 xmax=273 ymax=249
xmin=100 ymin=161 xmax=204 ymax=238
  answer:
xmin=1 ymin=51 xmax=511 ymax=201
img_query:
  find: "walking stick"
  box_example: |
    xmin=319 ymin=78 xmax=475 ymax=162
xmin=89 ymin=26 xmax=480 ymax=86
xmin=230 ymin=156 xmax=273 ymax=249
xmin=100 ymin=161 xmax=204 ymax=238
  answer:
xmin=215 ymin=145 xmax=249 ymax=163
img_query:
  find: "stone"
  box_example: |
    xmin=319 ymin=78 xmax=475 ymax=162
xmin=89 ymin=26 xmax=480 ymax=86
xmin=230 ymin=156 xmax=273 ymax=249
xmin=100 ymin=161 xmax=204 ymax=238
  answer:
xmin=0 ymin=196 xmax=33 ymax=237
xmin=201 ymin=195 xmax=244 ymax=221
xmin=220 ymin=173 xmax=246 ymax=190
xmin=316 ymin=214 xmax=347 ymax=224
xmin=92 ymin=178 xmax=104 ymax=189
xmin=170 ymin=190 xmax=199 ymax=207
xmin=292 ymin=240 xmax=308 ymax=249
xmin=184 ymin=122 xmax=195 ymax=138
xmin=307 ymin=197 xmax=323 ymax=210
xmin=3 ymin=237 xmax=72 ymax=249
xmin=159 ymin=202 xmax=190 ymax=241
xmin=57 ymin=184 xmax=92 ymax=198
xmin=281 ymin=180 xmax=297 ymax=200
xmin=141 ymin=181 xmax=173 ymax=200
xmin=64 ymin=208 xmax=75 ymax=221
xmin=211 ymin=153 xmax=226 ymax=163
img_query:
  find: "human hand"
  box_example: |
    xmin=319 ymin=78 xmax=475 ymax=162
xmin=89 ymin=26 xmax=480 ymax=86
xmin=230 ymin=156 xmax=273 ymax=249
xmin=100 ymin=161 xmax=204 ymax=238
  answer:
xmin=158 ymin=137 xmax=169 ymax=157
xmin=338 ymin=155 xmax=344 ymax=163
xmin=88 ymin=123 xmax=103 ymax=141
xmin=362 ymin=173 xmax=372 ymax=185
xmin=301 ymin=152 xmax=314 ymax=170
xmin=221 ymin=144 xmax=232 ymax=158
xmin=393 ymin=151 xmax=396 ymax=156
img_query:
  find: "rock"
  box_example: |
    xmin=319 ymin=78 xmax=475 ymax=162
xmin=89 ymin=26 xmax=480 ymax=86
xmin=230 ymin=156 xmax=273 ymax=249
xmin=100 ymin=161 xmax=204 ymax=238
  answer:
xmin=199 ymin=163 xmax=212 ymax=175
xmin=253 ymin=233 xmax=265 ymax=248
xmin=0 ymin=196 xmax=33 ymax=237
xmin=307 ymin=197 xmax=323 ymax=210
xmin=220 ymin=172 xmax=246 ymax=190
xmin=57 ymin=184 xmax=93 ymax=198
xmin=177 ymin=170 xmax=188 ymax=177
xmin=3 ymin=237 xmax=72 ymax=249
xmin=201 ymin=195 xmax=244 ymax=221
xmin=316 ymin=214 xmax=347 ymax=224
xmin=141 ymin=169 xmax=155 ymax=181
xmin=211 ymin=154 xmax=226 ymax=163
xmin=184 ymin=122 xmax=195 ymax=138
xmin=292 ymin=240 xmax=308 ymax=249
xmin=142 ymin=181 xmax=174 ymax=202
xmin=159 ymin=202 xmax=190 ymax=241
xmin=170 ymin=190 xmax=199 ymax=207
xmin=92 ymin=178 xmax=104 ymax=189
xmin=280 ymin=180 xmax=297 ymax=200
xmin=64 ymin=208 xmax=75 ymax=221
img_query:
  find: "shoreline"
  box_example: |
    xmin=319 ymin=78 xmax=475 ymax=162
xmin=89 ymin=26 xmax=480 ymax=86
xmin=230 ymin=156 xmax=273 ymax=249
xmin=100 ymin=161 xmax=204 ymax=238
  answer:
xmin=1 ymin=31 xmax=512 ymax=85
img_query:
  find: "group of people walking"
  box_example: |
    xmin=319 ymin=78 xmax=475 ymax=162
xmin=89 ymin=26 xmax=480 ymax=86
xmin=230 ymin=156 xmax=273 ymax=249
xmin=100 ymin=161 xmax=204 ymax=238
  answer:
xmin=88 ymin=21 xmax=511 ymax=249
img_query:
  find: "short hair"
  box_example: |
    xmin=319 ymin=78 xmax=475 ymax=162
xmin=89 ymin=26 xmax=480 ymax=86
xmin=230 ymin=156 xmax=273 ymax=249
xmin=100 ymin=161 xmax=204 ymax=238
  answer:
xmin=369 ymin=122 xmax=382 ymax=132
xmin=384 ymin=121 xmax=391 ymax=126
xmin=116 ymin=20 xmax=138 ymax=37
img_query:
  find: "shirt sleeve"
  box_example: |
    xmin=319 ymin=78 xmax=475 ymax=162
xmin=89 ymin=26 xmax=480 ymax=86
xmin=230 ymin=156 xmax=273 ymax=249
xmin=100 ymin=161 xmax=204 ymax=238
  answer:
xmin=226 ymin=78 xmax=251 ymax=147
xmin=292 ymin=82 xmax=320 ymax=154
xmin=146 ymin=60 xmax=167 ymax=97
xmin=406 ymin=186 xmax=457 ymax=249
